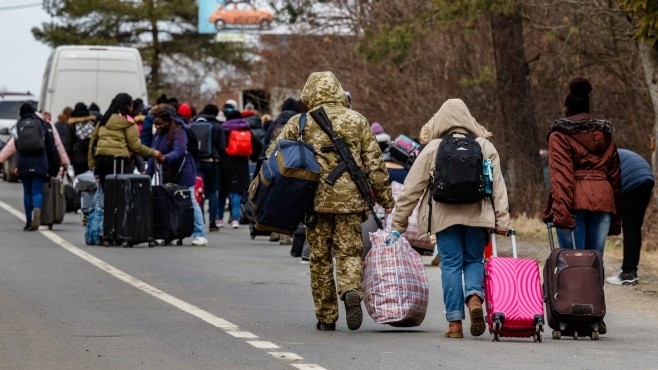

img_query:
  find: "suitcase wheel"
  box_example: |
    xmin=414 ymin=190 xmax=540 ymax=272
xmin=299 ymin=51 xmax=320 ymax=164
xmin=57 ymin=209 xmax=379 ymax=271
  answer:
xmin=533 ymin=333 xmax=542 ymax=343
xmin=48 ymin=224 xmax=53 ymax=230
xmin=176 ymin=239 xmax=183 ymax=246
xmin=591 ymin=330 xmax=599 ymax=340
xmin=103 ymin=241 xmax=110 ymax=248
xmin=552 ymin=330 xmax=561 ymax=340
xmin=490 ymin=332 xmax=500 ymax=342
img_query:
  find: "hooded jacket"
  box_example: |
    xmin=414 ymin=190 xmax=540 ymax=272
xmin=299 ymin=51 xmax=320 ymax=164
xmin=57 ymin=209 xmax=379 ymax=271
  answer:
xmin=87 ymin=113 xmax=155 ymax=169
xmin=391 ymin=98 xmax=511 ymax=235
xmin=542 ymin=113 xmax=621 ymax=234
xmin=267 ymin=71 xmax=394 ymax=213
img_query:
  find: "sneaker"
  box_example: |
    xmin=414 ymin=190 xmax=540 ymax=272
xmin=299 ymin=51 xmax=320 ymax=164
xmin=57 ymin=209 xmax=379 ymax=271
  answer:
xmin=300 ymin=256 xmax=310 ymax=264
xmin=605 ymin=271 xmax=638 ymax=286
xmin=269 ymin=233 xmax=281 ymax=242
xmin=467 ymin=295 xmax=485 ymax=336
xmin=316 ymin=321 xmax=336 ymax=331
xmin=231 ymin=220 xmax=239 ymax=229
xmin=216 ymin=219 xmax=224 ymax=228
xmin=343 ymin=290 xmax=363 ymax=330
xmin=209 ymin=222 xmax=219 ymax=232
xmin=279 ymin=235 xmax=292 ymax=245
xmin=191 ymin=236 xmax=208 ymax=246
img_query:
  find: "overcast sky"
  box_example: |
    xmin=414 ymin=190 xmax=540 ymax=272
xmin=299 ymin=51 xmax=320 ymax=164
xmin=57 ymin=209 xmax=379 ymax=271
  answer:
xmin=0 ymin=2 xmax=52 ymax=96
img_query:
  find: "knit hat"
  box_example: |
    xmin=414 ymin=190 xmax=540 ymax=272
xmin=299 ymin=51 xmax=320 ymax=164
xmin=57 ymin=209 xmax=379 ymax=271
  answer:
xmin=564 ymin=77 xmax=592 ymax=116
xmin=19 ymin=102 xmax=35 ymax=117
xmin=177 ymin=103 xmax=192 ymax=119
xmin=225 ymin=99 xmax=238 ymax=110
xmin=202 ymin=104 xmax=219 ymax=116
xmin=225 ymin=109 xmax=243 ymax=120
xmin=155 ymin=94 xmax=169 ymax=105
xmin=71 ymin=102 xmax=90 ymax=117
xmin=370 ymin=122 xmax=385 ymax=135
xmin=89 ymin=102 xmax=101 ymax=112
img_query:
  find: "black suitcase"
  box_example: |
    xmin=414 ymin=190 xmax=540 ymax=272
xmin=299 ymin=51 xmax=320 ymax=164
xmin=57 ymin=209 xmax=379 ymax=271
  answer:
xmin=543 ymin=223 xmax=606 ymax=340
xmin=103 ymin=173 xmax=154 ymax=247
xmin=152 ymin=183 xmax=194 ymax=246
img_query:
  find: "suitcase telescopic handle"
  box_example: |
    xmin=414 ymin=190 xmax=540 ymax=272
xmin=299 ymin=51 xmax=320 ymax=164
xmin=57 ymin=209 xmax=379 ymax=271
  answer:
xmin=490 ymin=229 xmax=516 ymax=258
xmin=546 ymin=222 xmax=576 ymax=250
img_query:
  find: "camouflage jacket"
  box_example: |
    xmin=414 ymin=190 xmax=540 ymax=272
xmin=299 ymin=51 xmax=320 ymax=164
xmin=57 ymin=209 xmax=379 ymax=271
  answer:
xmin=267 ymin=71 xmax=394 ymax=214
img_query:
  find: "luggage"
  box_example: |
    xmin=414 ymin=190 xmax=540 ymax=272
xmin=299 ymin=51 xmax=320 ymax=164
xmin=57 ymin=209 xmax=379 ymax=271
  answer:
xmin=41 ymin=176 xmax=66 ymax=229
xmin=103 ymin=170 xmax=154 ymax=247
xmin=63 ymin=174 xmax=80 ymax=213
xmin=85 ymin=187 xmax=104 ymax=246
xmin=363 ymin=229 xmax=429 ymax=327
xmin=290 ymin=224 xmax=306 ymax=257
xmin=484 ymin=230 xmax=545 ymax=342
xmin=543 ymin=222 xmax=606 ymax=340
xmin=248 ymin=114 xmax=321 ymax=236
xmin=152 ymin=177 xmax=195 ymax=246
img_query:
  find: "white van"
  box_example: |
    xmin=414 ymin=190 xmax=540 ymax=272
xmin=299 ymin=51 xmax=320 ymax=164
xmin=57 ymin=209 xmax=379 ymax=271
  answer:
xmin=39 ymin=45 xmax=148 ymax=117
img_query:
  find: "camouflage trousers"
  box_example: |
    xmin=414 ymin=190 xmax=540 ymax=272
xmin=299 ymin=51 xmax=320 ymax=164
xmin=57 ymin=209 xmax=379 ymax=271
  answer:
xmin=306 ymin=212 xmax=364 ymax=323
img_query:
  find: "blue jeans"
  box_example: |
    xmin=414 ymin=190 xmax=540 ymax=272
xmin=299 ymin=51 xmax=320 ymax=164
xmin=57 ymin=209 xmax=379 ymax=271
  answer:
xmin=556 ymin=210 xmax=611 ymax=254
xmin=436 ymin=225 xmax=488 ymax=322
xmin=196 ymin=161 xmax=219 ymax=220
xmin=219 ymin=192 xmax=242 ymax=221
xmin=188 ymin=186 xmax=206 ymax=238
xmin=22 ymin=175 xmax=45 ymax=224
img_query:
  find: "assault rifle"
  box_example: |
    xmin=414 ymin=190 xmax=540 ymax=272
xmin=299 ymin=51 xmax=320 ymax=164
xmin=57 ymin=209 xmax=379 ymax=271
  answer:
xmin=310 ymin=107 xmax=384 ymax=229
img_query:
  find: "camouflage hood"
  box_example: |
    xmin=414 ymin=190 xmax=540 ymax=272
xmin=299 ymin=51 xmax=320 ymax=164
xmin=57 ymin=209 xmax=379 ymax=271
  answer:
xmin=301 ymin=71 xmax=350 ymax=110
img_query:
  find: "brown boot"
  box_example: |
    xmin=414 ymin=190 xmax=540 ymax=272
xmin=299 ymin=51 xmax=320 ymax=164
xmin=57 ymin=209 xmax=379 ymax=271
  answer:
xmin=444 ymin=321 xmax=463 ymax=338
xmin=467 ymin=295 xmax=485 ymax=336
xmin=27 ymin=209 xmax=41 ymax=231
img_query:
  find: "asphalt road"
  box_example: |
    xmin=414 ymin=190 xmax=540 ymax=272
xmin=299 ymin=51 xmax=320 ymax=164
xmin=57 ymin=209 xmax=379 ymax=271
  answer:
xmin=0 ymin=178 xmax=656 ymax=370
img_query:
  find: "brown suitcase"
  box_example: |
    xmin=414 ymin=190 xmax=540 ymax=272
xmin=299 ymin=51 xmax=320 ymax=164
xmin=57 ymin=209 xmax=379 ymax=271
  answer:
xmin=543 ymin=223 xmax=606 ymax=340
xmin=41 ymin=176 xmax=66 ymax=229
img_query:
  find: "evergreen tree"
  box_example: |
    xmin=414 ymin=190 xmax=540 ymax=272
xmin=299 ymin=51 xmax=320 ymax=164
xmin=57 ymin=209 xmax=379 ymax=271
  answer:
xmin=33 ymin=0 xmax=247 ymax=100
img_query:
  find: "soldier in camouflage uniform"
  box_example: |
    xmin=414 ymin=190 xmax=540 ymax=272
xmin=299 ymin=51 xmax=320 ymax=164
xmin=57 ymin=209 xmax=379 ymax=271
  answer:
xmin=267 ymin=71 xmax=395 ymax=331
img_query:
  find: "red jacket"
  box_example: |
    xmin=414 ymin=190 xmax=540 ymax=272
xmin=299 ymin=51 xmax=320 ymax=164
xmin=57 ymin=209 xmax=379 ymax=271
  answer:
xmin=543 ymin=113 xmax=622 ymax=235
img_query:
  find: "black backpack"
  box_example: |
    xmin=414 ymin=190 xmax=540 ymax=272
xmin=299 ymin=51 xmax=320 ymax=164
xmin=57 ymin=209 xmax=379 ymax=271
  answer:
xmin=15 ymin=116 xmax=46 ymax=154
xmin=432 ymin=133 xmax=485 ymax=204
xmin=189 ymin=118 xmax=214 ymax=158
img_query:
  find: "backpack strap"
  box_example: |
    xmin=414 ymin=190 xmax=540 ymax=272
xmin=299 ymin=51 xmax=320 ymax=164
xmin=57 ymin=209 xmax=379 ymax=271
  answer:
xmin=297 ymin=113 xmax=307 ymax=140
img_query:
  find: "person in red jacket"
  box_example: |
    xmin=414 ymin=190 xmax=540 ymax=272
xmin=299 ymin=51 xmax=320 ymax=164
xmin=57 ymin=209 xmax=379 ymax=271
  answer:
xmin=543 ymin=77 xmax=622 ymax=254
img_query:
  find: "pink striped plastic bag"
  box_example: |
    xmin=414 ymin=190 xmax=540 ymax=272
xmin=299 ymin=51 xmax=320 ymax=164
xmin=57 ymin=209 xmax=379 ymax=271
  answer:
xmin=363 ymin=229 xmax=429 ymax=327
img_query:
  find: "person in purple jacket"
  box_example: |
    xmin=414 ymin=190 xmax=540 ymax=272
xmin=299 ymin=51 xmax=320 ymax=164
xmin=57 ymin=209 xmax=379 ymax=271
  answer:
xmin=606 ymin=148 xmax=655 ymax=285
xmin=147 ymin=104 xmax=208 ymax=246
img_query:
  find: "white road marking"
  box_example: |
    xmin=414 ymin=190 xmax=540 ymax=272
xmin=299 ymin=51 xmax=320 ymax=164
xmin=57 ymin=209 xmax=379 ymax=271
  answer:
xmin=0 ymin=200 xmax=324 ymax=370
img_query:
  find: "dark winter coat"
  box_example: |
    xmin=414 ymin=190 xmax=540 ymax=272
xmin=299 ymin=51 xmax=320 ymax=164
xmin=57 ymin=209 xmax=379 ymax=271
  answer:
xmin=16 ymin=114 xmax=57 ymax=180
xmin=68 ymin=115 xmax=97 ymax=166
xmin=191 ymin=113 xmax=226 ymax=160
xmin=618 ymin=148 xmax=655 ymax=194
xmin=220 ymin=118 xmax=263 ymax=194
xmin=543 ymin=113 xmax=622 ymax=235
xmin=146 ymin=124 xmax=197 ymax=188
xmin=263 ymin=110 xmax=297 ymax=155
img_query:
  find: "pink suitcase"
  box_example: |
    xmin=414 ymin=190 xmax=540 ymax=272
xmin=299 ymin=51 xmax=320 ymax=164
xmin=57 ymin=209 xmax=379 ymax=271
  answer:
xmin=484 ymin=230 xmax=545 ymax=342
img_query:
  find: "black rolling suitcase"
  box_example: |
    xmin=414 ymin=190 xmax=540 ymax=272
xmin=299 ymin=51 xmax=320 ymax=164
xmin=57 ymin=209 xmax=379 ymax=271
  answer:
xmin=152 ymin=170 xmax=194 ymax=246
xmin=103 ymin=161 xmax=154 ymax=247
xmin=543 ymin=223 xmax=606 ymax=340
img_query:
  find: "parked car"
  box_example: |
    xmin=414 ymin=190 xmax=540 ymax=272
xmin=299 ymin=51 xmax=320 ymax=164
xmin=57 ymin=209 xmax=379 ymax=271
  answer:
xmin=0 ymin=88 xmax=37 ymax=182
xmin=209 ymin=0 xmax=273 ymax=30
